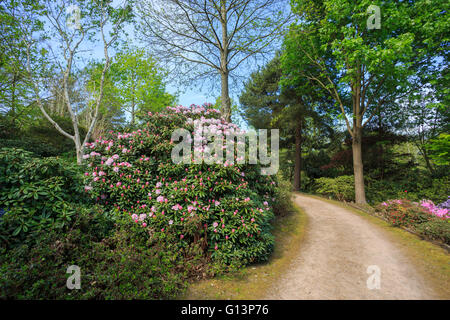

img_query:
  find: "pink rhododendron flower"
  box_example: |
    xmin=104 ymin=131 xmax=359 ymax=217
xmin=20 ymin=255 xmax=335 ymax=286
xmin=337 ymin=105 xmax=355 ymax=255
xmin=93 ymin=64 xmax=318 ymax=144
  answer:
xmin=172 ymin=204 xmax=182 ymax=211
xmin=105 ymin=158 xmax=114 ymax=166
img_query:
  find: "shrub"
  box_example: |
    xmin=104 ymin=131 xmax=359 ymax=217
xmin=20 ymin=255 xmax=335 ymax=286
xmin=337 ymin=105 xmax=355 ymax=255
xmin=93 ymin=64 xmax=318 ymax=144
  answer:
xmin=375 ymin=199 xmax=450 ymax=244
xmin=0 ymin=116 xmax=85 ymax=157
xmin=415 ymin=220 xmax=450 ymax=245
xmin=366 ymin=175 xmax=449 ymax=205
xmin=272 ymin=174 xmax=294 ymax=217
xmin=376 ymin=200 xmax=433 ymax=227
xmin=0 ymin=211 xmax=206 ymax=299
xmin=0 ymin=138 xmax=63 ymax=157
xmin=0 ymin=148 xmax=88 ymax=247
xmin=427 ymin=133 xmax=450 ymax=166
xmin=313 ymin=175 xmax=355 ymax=201
xmin=312 ymin=173 xmax=449 ymax=205
xmin=83 ymin=105 xmax=277 ymax=265
xmin=0 ymin=146 xmax=208 ymax=299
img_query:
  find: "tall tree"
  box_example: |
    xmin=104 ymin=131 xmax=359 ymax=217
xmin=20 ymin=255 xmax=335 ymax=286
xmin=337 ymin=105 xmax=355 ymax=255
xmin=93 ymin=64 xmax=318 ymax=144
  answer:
xmin=137 ymin=0 xmax=291 ymax=121
xmin=240 ymin=56 xmax=331 ymax=190
xmin=397 ymin=87 xmax=449 ymax=175
xmin=80 ymin=62 xmax=126 ymax=139
xmin=110 ymin=47 xmax=176 ymax=125
xmin=284 ymin=0 xmax=448 ymax=203
xmin=22 ymin=0 xmax=132 ymax=164
xmin=0 ymin=0 xmax=40 ymax=126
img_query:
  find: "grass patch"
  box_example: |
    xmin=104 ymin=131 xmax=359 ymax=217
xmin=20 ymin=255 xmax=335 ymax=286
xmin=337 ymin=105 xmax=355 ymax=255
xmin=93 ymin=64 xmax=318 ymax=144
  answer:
xmin=305 ymin=193 xmax=450 ymax=299
xmin=180 ymin=202 xmax=308 ymax=300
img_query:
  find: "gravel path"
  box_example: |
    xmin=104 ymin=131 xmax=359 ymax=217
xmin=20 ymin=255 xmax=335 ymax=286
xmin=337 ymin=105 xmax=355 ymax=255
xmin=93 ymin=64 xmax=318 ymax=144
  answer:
xmin=265 ymin=194 xmax=440 ymax=299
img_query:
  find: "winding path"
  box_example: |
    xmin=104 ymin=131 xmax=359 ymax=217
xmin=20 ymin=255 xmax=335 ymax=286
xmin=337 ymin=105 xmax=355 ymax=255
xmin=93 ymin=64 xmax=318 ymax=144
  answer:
xmin=265 ymin=194 xmax=440 ymax=299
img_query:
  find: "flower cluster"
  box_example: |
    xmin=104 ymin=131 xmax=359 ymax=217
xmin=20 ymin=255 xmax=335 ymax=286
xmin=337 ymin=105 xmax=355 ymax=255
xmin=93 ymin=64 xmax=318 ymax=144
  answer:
xmin=419 ymin=199 xmax=449 ymax=219
xmin=376 ymin=198 xmax=450 ymax=244
xmin=381 ymin=199 xmax=449 ymax=220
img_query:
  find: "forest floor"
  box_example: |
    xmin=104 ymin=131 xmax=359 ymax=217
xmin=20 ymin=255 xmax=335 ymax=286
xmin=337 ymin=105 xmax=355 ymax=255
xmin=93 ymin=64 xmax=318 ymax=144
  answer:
xmin=183 ymin=193 xmax=450 ymax=300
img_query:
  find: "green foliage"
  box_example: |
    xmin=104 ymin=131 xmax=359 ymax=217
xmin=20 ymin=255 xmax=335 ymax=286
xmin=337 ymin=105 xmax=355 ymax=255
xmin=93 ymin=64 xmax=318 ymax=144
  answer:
xmin=0 ymin=211 xmax=207 ymax=299
xmin=415 ymin=220 xmax=450 ymax=245
xmin=0 ymin=0 xmax=43 ymax=124
xmin=82 ymin=62 xmax=127 ymax=131
xmin=366 ymin=176 xmax=449 ymax=205
xmin=312 ymin=172 xmax=449 ymax=205
xmin=239 ymin=56 xmax=283 ymax=130
xmin=0 ymin=116 xmax=84 ymax=157
xmin=272 ymin=174 xmax=295 ymax=217
xmin=0 ymin=147 xmax=88 ymax=246
xmin=427 ymin=133 xmax=450 ymax=166
xmin=284 ymin=0 xmax=448 ymax=203
xmin=313 ymin=175 xmax=355 ymax=202
xmin=107 ymin=47 xmax=177 ymax=123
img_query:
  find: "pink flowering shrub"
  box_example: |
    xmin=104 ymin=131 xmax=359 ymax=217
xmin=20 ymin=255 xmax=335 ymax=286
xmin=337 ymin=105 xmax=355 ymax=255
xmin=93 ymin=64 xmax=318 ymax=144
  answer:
xmin=419 ymin=200 xmax=450 ymax=219
xmin=376 ymin=199 xmax=450 ymax=244
xmin=83 ymin=104 xmax=277 ymax=265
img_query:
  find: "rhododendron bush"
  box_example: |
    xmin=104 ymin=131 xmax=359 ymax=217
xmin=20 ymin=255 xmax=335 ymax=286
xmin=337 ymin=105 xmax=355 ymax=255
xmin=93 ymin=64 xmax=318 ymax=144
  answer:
xmin=83 ymin=104 xmax=277 ymax=264
xmin=375 ymin=199 xmax=450 ymax=244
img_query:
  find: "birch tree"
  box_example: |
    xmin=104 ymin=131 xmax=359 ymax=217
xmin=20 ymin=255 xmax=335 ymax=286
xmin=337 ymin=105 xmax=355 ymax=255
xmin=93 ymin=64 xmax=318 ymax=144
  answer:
xmin=23 ymin=0 xmax=131 ymax=164
xmin=137 ymin=0 xmax=291 ymax=122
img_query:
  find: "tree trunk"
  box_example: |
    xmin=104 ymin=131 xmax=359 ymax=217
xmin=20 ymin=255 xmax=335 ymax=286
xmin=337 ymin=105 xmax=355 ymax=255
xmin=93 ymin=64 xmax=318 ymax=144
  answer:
xmin=131 ymin=78 xmax=136 ymax=125
xmin=352 ymin=125 xmax=367 ymax=204
xmin=131 ymin=98 xmax=135 ymax=126
xmin=220 ymin=71 xmax=231 ymax=122
xmin=11 ymin=73 xmax=16 ymax=124
xmin=220 ymin=1 xmax=231 ymax=122
xmin=75 ymin=139 xmax=83 ymax=165
xmin=293 ymin=120 xmax=302 ymax=191
xmin=419 ymin=145 xmax=435 ymax=176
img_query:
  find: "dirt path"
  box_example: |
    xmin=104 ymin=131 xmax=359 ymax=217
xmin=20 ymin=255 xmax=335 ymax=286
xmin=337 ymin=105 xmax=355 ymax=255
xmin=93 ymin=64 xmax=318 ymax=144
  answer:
xmin=265 ymin=194 xmax=441 ymax=300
